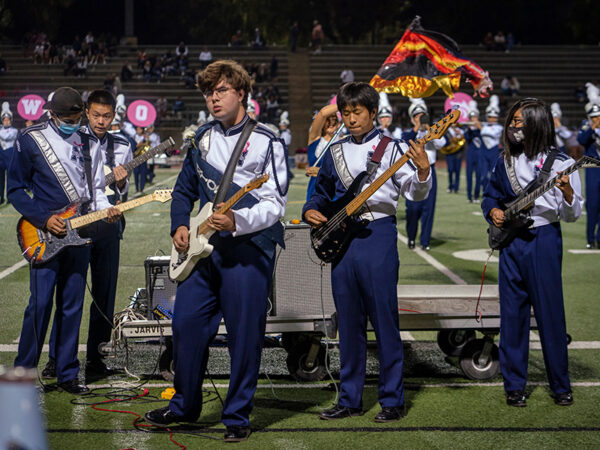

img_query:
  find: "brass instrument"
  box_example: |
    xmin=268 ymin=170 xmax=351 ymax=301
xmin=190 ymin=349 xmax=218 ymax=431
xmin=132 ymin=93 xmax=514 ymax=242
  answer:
xmin=134 ymin=137 xmax=150 ymax=157
xmin=440 ymin=136 xmax=466 ymax=155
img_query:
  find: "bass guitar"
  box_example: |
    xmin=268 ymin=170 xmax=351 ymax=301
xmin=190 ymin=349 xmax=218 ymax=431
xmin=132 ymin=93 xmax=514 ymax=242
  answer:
xmin=169 ymin=174 xmax=269 ymax=282
xmin=104 ymin=137 xmax=175 ymax=195
xmin=310 ymin=109 xmax=460 ymax=263
xmin=18 ymin=189 xmax=173 ymax=265
xmin=488 ymin=155 xmax=600 ymax=249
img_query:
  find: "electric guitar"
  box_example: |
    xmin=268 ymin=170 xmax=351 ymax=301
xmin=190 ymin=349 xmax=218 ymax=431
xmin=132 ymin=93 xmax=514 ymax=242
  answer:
xmin=169 ymin=174 xmax=269 ymax=282
xmin=488 ymin=155 xmax=600 ymax=249
xmin=18 ymin=189 xmax=173 ymax=265
xmin=310 ymin=109 xmax=460 ymax=263
xmin=104 ymin=137 xmax=175 ymax=195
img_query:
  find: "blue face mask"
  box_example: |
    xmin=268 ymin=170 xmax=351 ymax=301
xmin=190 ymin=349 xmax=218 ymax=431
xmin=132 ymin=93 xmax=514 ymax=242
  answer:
xmin=56 ymin=118 xmax=81 ymax=135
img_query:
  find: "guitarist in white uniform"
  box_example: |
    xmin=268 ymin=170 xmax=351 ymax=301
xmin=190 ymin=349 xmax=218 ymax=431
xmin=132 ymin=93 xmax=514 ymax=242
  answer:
xmin=144 ymin=60 xmax=288 ymax=442
xmin=482 ymin=98 xmax=583 ymax=407
xmin=42 ymin=90 xmax=132 ymax=380
xmin=8 ymin=87 xmax=121 ymax=394
xmin=303 ymin=82 xmax=431 ymax=422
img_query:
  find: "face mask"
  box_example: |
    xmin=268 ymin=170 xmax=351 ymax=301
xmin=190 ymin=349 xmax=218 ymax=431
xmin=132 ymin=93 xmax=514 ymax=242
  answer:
xmin=56 ymin=118 xmax=81 ymax=135
xmin=507 ymin=126 xmax=525 ymax=145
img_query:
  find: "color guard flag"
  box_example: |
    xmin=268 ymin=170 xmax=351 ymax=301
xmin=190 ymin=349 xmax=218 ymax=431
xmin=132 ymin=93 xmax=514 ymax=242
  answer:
xmin=370 ymin=16 xmax=493 ymax=98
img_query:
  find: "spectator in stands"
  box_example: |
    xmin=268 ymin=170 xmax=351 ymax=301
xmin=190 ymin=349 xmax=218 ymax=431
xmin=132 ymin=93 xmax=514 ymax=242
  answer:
xmin=137 ymin=48 xmax=148 ymax=69
xmin=270 ymin=55 xmax=278 ymax=80
xmin=509 ymin=76 xmax=520 ymax=96
xmin=103 ymin=73 xmax=116 ymax=92
xmin=340 ymin=67 xmax=355 ymax=84
xmin=0 ymin=54 xmax=6 ymax=75
xmin=85 ymin=31 xmax=94 ymax=45
xmin=96 ymin=42 xmax=107 ymax=64
xmin=63 ymin=48 xmax=76 ymax=76
xmin=253 ymin=28 xmax=265 ymax=49
xmin=121 ymin=61 xmax=134 ymax=82
xmin=312 ymin=20 xmax=324 ymax=53
xmin=176 ymin=41 xmax=188 ymax=58
xmin=81 ymin=89 xmax=90 ymax=103
xmin=506 ymin=32 xmax=515 ymax=52
xmin=483 ymin=32 xmax=494 ymax=51
xmin=33 ymin=42 xmax=44 ymax=64
xmin=494 ymin=31 xmax=506 ymax=51
xmin=290 ymin=21 xmax=299 ymax=53
xmin=156 ymin=96 xmax=167 ymax=123
xmin=74 ymin=51 xmax=88 ymax=78
xmin=501 ymin=76 xmax=520 ymax=97
xmin=232 ymin=30 xmax=243 ymax=46
xmin=172 ymin=96 xmax=185 ymax=118
xmin=72 ymin=35 xmax=82 ymax=53
xmin=266 ymin=93 xmax=279 ymax=123
xmin=199 ymin=46 xmax=212 ymax=69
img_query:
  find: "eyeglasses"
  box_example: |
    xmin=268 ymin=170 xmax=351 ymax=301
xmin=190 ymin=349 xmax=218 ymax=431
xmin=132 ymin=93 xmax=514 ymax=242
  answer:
xmin=203 ymin=86 xmax=234 ymax=99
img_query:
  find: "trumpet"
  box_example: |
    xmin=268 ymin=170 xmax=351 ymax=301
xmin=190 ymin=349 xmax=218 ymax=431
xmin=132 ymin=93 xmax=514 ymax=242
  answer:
xmin=440 ymin=137 xmax=466 ymax=155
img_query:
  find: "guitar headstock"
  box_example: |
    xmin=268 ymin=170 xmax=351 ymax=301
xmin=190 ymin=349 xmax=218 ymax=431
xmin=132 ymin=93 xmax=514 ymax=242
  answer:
xmin=152 ymin=189 xmax=174 ymax=202
xmin=579 ymin=155 xmax=600 ymax=169
xmin=165 ymin=137 xmax=176 ymax=156
xmin=423 ymin=109 xmax=461 ymax=143
xmin=245 ymin=174 xmax=270 ymax=192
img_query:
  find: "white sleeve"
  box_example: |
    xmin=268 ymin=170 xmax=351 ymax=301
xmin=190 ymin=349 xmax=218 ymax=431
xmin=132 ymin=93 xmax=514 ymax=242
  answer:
xmin=393 ymin=142 xmax=432 ymax=202
xmin=558 ymin=169 xmax=583 ymax=222
xmin=232 ymin=140 xmax=288 ymax=236
xmin=557 ymin=126 xmax=573 ymax=140
xmin=115 ymin=142 xmax=134 ymax=196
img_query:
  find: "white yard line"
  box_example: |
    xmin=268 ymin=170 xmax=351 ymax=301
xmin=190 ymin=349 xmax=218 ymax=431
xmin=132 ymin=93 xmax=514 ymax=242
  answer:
xmin=0 ymin=259 xmax=28 ymax=280
xmin=397 ymin=231 xmax=467 ymax=285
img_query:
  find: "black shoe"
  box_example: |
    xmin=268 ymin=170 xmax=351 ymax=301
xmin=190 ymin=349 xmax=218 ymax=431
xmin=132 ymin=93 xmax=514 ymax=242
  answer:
xmin=319 ymin=404 xmax=364 ymax=420
xmin=144 ymin=406 xmax=182 ymax=427
xmin=506 ymin=390 xmax=527 ymax=407
xmin=41 ymin=359 xmax=56 ymax=379
xmin=552 ymin=391 xmax=574 ymax=406
xmin=408 ymin=240 xmax=415 ymax=249
xmin=374 ymin=406 xmax=405 ymax=423
xmin=57 ymin=378 xmax=90 ymax=395
xmin=224 ymin=426 xmax=251 ymax=442
xmin=85 ymin=359 xmax=115 ymax=377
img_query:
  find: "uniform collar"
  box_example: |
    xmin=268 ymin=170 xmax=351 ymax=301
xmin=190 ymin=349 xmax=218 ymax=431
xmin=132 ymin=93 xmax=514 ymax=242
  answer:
xmin=350 ymin=127 xmax=379 ymax=144
xmin=218 ymin=114 xmax=249 ymax=136
xmin=84 ymin=125 xmax=108 ymax=144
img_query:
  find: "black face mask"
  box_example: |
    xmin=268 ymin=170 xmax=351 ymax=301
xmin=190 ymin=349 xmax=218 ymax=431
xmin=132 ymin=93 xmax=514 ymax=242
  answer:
xmin=507 ymin=126 xmax=525 ymax=145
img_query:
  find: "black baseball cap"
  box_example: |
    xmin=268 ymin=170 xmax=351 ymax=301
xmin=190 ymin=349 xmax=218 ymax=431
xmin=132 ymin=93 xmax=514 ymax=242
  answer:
xmin=44 ymin=87 xmax=84 ymax=116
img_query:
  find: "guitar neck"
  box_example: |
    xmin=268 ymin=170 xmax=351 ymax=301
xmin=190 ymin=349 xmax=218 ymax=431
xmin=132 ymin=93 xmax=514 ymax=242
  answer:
xmin=344 ymin=134 xmax=431 ymax=216
xmin=69 ymin=195 xmax=156 ymax=229
xmin=105 ymin=139 xmax=173 ymax=185
xmin=196 ymin=187 xmax=250 ymax=236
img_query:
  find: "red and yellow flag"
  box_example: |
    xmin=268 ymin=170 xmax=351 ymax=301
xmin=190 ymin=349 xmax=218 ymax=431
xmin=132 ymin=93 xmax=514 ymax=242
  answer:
xmin=370 ymin=17 xmax=492 ymax=98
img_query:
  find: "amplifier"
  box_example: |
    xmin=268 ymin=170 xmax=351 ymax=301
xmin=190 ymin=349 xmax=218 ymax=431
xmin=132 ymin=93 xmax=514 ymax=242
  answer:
xmin=144 ymin=256 xmax=177 ymax=320
xmin=272 ymin=223 xmax=336 ymax=316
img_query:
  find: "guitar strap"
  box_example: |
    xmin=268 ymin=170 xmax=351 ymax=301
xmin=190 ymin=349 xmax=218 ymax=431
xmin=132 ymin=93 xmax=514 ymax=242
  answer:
xmin=106 ymin=133 xmax=115 ymax=169
xmin=80 ymin=133 xmax=95 ymax=215
xmin=504 ymin=147 xmax=559 ymax=196
xmin=213 ymin=117 xmax=257 ymax=209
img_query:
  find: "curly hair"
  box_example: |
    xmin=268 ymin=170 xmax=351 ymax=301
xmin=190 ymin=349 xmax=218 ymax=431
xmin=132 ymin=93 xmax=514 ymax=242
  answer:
xmin=197 ymin=60 xmax=252 ymax=108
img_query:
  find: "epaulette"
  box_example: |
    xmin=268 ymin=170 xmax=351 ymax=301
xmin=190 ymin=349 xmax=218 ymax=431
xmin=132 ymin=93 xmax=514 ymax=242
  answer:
xmin=20 ymin=121 xmax=48 ymax=135
xmin=77 ymin=128 xmax=98 ymax=142
xmin=554 ymin=152 xmax=569 ymax=161
xmin=112 ymin=135 xmax=130 ymax=146
xmin=254 ymin=123 xmax=278 ymax=140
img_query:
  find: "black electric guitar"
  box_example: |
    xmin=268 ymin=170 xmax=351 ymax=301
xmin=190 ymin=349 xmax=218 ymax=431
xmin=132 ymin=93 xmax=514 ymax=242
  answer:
xmin=488 ymin=155 xmax=600 ymax=250
xmin=104 ymin=137 xmax=175 ymax=194
xmin=310 ymin=109 xmax=460 ymax=263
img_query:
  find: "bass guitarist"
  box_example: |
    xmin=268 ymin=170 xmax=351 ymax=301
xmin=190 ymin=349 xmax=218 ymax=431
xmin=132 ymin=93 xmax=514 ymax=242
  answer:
xmin=482 ymin=98 xmax=583 ymax=407
xmin=303 ymin=82 xmax=431 ymax=422
xmin=7 ymin=87 xmax=121 ymax=394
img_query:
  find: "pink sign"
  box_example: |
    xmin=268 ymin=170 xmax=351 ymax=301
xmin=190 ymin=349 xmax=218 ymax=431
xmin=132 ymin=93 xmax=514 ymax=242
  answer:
xmin=17 ymin=95 xmax=46 ymax=120
xmin=250 ymin=99 xmax=260 ymax=117
xmin=127 ymin=100 xmax=157 ymax=127
xmin=444 ymin=92 xmax=474 ymax=123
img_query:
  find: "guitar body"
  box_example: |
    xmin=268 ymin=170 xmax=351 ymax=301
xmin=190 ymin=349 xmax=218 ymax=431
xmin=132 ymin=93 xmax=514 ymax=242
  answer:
xmin=310 ymin=172 xmax=370 ymax=263
xmin=488 ymin=215 xmax=534 ymax=250
xmin=103 ymin=165 xmax=115 ymax=196
xmin=17 ymin=203 xmax=92 ymax=265
xmin=169 ymin=202 xmax=216 ymax=282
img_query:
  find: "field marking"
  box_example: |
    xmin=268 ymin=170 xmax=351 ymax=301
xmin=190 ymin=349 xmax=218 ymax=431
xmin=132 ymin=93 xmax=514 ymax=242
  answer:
xmin=397 ymin=231 xmax=467 ymax=285
xmin=569 ymin=249 xmax=600 ymax=254
xmin=0 ymin=259 xmax=28 ymax=280
xmin=0 ymin=344 xmax=87 ymax=352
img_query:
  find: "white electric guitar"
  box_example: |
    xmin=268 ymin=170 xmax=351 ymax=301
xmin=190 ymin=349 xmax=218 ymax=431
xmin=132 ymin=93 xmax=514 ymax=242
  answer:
xmin=169 ymin=174 xmax=269 ymax=282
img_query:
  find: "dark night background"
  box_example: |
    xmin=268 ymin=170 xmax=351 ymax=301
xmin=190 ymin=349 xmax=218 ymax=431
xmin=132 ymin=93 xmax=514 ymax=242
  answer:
xmin=0 ymin=0 xmax=599 ymax=47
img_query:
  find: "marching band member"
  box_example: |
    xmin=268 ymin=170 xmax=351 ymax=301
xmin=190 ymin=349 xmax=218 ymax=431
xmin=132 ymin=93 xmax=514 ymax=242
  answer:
xmin=444 ymin=122 xmax=464 ymax=193
xmin=144 ymin=60 xmax=288 ymax=442
xmin=482 ymin=98 xmax=582 ymax=407
xmin=116 ymin=94 xmax=136 ymax=139
xmin=0 ymin=102 xmax=18 ymax=204
xmin=477 ymin=94 xmax=503 ymax=189
xmin=303 ymin=82 xmax=431 ymax=422
xmin=376 ymin=92 xmax=402 ymax=140
xmin=403 ymin=98 xmax=446 ymax=251
xmin=279 ymin=110 xmax=292 ymax=148
xmin=464 ymin=100 xmax=483 ymax=203
xmin=133 ymin=126 xmax=149 ymax=194
xmin=306 ymin=103 xmax=339 ymax=200
xmin=8 ymin=87 xmax=121 ymax=394
xmin=577 ymin=82 xmax=600 ymax=249
xmin=551 ymin=103 xmax=573 ymax=154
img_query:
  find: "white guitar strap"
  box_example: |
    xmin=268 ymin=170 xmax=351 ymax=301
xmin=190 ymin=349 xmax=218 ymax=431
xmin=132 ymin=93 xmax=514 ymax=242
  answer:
xmin=504 ymin=156 xmax=524 ymax=195
xmin=29 ymin=130 xmax=80 ymax=203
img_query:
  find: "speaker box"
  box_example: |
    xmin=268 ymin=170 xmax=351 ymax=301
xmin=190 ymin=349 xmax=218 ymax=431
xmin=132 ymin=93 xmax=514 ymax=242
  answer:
xmin=272 ymin=223 xmax=336 ymax=316
xmin=144 ymin=256 xmax=177 ymax=319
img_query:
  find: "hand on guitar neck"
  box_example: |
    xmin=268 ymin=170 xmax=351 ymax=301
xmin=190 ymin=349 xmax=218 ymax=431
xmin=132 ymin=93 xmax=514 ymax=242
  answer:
xmin=44 ymin=206 xmax=122 ymax=236
xmin=112 ymin=165 xmax=128 ymax=190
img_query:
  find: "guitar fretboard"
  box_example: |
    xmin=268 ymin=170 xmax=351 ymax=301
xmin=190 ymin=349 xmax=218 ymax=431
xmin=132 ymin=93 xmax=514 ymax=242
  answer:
xmin=105 ymin=138 xmax=174 ymax=185
xmin=70 ymin=194 xmax=157 ymax=229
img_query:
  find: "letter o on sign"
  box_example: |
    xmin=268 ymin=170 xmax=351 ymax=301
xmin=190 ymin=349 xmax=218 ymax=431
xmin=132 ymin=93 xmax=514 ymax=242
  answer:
xmin=127 ymin=100 xmax=157 ymax=127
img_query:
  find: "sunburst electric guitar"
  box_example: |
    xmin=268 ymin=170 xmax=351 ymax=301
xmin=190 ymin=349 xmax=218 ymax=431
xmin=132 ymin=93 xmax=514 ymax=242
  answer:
xmin=169 ymin=174 xmax=269 ymax=282
xmin=310 ymin=109 xmax=460 ymax=263
xmin=18 ymin=189 xmax=173 ymax=265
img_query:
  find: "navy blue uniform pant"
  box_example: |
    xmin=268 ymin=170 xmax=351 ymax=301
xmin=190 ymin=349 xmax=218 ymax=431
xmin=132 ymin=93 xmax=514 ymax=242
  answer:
xmin=498 ymin=222 xmax=571 ymax=395
xmin=134 ymin=163 xmax=147 ymax=193
xmin=0 ymin=166 xmax=5 ymax=202
xmin=479 ymin=147 xmax=500 ymax=191
xmin=331 ymin=216 xmax=404 ymax=409
xmin=406 ymin=166 xmax=437 ymax=247
xmin=585 ymin=167 xmax=600 ymax=246
xmin=48 ymin=222 xmax=121 ymax=363
xmin=15 ymin=246 xmax=90 ymax=382
xmin=466 ymin=147 xmax=481 ymax=201
xmin=169 ymin=236 xmax=274 ymax=427
xmin=446 ymin=152 xmax=462 ymax=192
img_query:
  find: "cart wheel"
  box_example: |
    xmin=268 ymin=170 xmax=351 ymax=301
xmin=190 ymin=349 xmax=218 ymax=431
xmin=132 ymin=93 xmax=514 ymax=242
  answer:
xmin=566 ymin=333 xmax=572 ymax=345
xmin=459 ymin=338 xmax=500 ymax=380
xmin=159 ymin=340 xmax=174 ymax=382
xmin=437 ymin=330 xmax=476 ymax=356
xmin=286 ymin=341 xmax=328 ymax=382
xmin=281 ymin=332 xmax=309 ymax=352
